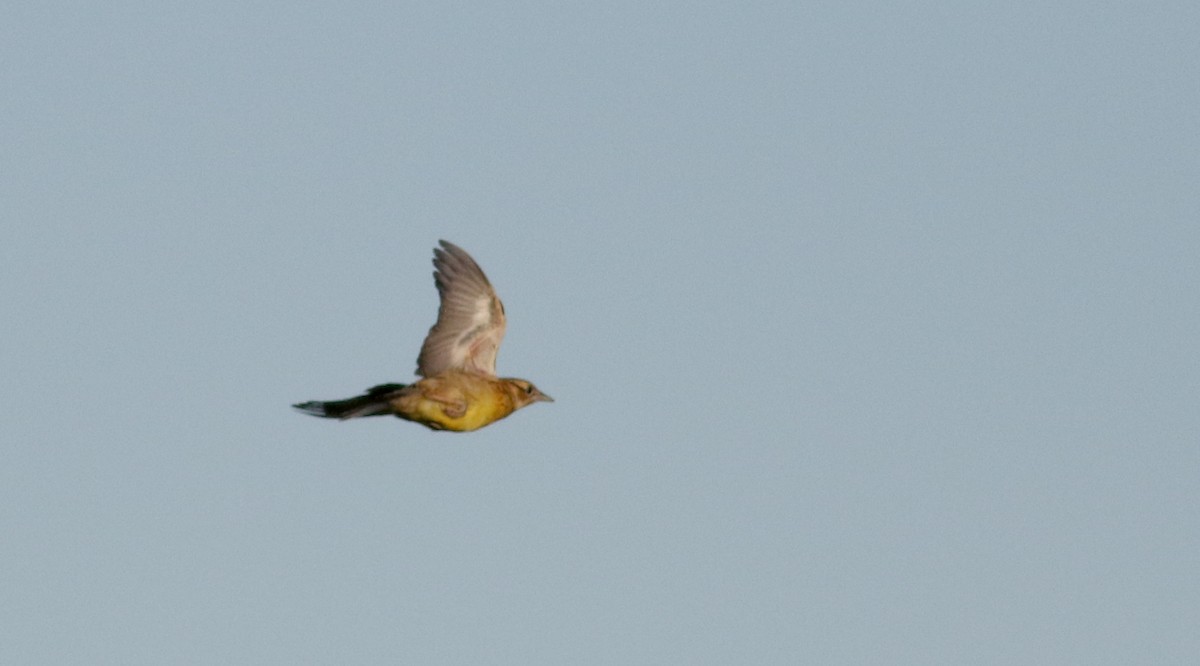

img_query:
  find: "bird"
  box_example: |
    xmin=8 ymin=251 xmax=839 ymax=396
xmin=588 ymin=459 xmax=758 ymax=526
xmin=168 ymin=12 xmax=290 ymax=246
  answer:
xmin=293 ymin=240 xmax=553 ymax=431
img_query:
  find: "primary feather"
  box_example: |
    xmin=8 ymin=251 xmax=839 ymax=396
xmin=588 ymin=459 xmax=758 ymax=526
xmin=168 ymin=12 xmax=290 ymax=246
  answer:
xmin=415 ymin=240 xmax=507 ymax=378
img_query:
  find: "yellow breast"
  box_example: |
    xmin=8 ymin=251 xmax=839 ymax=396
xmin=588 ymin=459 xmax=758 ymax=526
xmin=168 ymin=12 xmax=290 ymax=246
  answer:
xmin=398 ymin=373 xmax=517 ymax=432
xmin=421 ymin=394 xmax=513 ymax=431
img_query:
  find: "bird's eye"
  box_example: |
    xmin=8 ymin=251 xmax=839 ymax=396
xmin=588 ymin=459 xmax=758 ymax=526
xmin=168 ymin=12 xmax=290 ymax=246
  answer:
xmin=524 ymin=385 xmax=534 ymax=394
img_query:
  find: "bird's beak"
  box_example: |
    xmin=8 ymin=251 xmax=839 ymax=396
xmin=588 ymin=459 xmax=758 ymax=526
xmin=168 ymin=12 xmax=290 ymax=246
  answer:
xmin=535 ymin=390 xmax=554 ymax=403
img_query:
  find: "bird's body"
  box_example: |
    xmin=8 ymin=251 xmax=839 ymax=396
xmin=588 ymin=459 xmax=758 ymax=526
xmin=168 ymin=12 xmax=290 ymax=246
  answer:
xmin=293 ymin=241 xmax=552 ymax=432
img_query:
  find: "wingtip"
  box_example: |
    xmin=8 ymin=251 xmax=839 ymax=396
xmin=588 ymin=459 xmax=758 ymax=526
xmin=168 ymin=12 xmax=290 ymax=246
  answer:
xmin=432 ymin=240 xmax=456 ymax=267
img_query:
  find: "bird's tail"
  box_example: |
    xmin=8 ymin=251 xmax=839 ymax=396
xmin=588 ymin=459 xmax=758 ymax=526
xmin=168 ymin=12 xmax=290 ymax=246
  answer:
xmin=292 ymin=383 xmax=407 ymax=420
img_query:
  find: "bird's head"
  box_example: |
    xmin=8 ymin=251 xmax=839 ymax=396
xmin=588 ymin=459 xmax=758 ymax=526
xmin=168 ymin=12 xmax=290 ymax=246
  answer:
xmin=505 ymin=378 xmax=554 ymax=409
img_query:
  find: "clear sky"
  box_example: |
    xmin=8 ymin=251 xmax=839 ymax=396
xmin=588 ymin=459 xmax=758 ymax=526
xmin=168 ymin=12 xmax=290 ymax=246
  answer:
xmin=3 ymin=2 xmax=1198 ymax=664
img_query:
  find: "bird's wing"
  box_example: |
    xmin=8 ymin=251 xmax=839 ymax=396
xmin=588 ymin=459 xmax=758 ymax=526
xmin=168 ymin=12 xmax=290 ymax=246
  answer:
xmin=416 ymin=240 xmax=507 ymax=378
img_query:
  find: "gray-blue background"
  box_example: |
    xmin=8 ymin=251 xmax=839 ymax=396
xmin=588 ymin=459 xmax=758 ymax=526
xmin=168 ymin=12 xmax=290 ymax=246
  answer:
xmin=4 ymin=2 xmax=1197 ymax=663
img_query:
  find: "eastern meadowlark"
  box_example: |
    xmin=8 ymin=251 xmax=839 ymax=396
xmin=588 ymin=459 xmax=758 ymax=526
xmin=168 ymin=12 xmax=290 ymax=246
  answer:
xmin=293 ymin=240 xmax=552 ymax=431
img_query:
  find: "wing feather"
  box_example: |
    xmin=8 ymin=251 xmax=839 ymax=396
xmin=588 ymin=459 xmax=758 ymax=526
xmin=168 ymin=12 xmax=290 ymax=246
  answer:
xmin=415 ymin=240 xmax=507 ymax=377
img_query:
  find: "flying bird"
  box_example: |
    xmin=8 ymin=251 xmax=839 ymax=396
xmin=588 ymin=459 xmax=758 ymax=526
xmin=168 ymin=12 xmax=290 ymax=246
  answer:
xmin=293 ymin=240 xmax=553 ymax=431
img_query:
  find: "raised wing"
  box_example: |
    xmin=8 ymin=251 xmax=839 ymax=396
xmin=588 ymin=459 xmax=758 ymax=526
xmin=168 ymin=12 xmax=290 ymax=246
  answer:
xmin=416 ymin=240 xmax=507 ymax=378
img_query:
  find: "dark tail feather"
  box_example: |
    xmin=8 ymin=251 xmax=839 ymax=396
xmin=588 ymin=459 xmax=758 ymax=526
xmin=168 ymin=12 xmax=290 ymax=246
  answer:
xmin=292 ymin=383 xmax=407 ymax=420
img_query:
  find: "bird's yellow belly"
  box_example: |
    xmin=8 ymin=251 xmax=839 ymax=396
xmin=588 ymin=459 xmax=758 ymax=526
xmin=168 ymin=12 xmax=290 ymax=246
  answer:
xmin=413 ymin=399 xmax=513 ymax=431
xmin=396 ymin=376 xmax=516 ymax=431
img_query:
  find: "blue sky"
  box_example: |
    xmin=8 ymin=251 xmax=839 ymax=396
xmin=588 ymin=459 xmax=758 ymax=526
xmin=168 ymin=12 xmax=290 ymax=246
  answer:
xmin=3 ymin=2 xmax=1198 ymax=663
